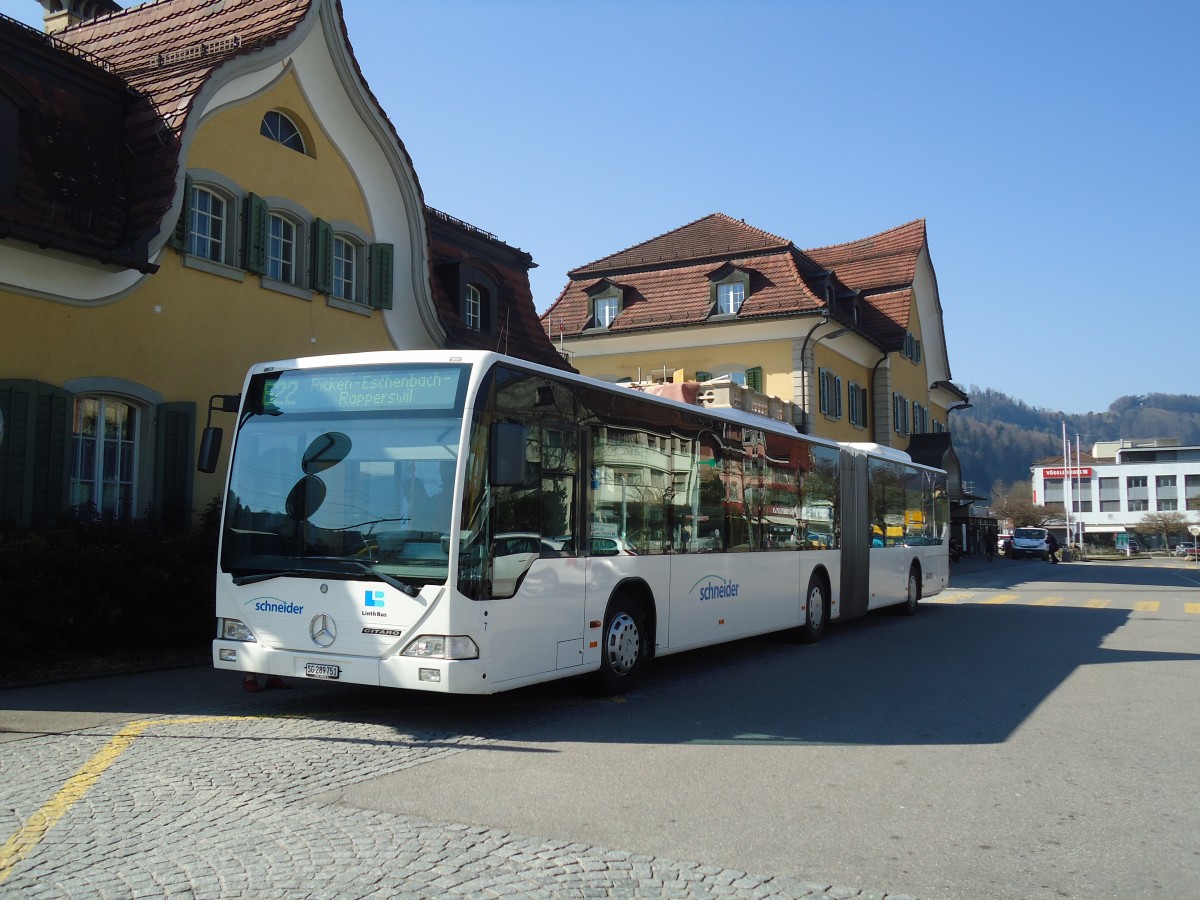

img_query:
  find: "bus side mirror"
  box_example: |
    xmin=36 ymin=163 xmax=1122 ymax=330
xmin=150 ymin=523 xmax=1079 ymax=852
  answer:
xmin=196 ymin=393 xmax=240 ymax=474
xmin=490 ymin=422 xmax=527 ymax=486
xmin=197 ymin=427 xmax=223 ymax=473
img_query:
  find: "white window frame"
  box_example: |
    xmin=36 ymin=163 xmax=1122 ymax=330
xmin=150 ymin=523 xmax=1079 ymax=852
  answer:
xmin=187 ymin=185 xmax=228 ymax=263
xmin=332 ymin=235 xmax=360 ymax=302
xmin=267 ymin=212 xmax=299 ymax=284
xmin=595 ymin=294 xmax=619 ymax=328
xmin=70 ymin=395 xmax=140 ymax=519
xmin=465 ymin=283 xmax=483 ymax=331
xmin=717 ymin=281 xmax=745 ymax=315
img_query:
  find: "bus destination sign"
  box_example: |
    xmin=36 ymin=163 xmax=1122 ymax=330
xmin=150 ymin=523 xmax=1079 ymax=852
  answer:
xmin=262 ymin=366 xmax=464 ymax=413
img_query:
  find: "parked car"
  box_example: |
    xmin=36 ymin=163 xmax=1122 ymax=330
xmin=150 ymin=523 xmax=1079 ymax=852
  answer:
xmin=590 ymin=536 xmax=638 ymax=556
xmin=1010 ymin=527 xmax=1049 ymax=560
xmin=1174 ymin=543 xmax=1195 ymax=556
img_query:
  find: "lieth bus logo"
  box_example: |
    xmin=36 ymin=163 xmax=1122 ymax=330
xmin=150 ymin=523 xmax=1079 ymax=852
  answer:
xmin=365 ymin=590 xmax=385 ymax=608
xmin=691 ymin=575 xmax=740 ymax=602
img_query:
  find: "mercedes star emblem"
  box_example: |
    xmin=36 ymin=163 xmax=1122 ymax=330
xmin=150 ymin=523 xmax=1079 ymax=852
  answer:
xmin=309 ymin=613 xmax=337 ymax=648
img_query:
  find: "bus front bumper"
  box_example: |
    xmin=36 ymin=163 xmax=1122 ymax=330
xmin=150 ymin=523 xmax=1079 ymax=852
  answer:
xmin=212 ymin=641 xmax=494 ymax=693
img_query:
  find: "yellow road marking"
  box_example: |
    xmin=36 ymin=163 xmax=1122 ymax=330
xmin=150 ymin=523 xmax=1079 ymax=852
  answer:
xmin=1084 ymin=599 xmax=1111 ymax=609
xmin=1133 ymin=601 xmax=1160 ymax=612
xmin=1033 ymin=596 xmax=1063 ymax=606
xmin=981 ymin=593 xmax=1019 ymax=604
xmin=0 ymin=715 xmax=258 ymax=886
xmin=930 ymin=591 xmax=971 ymax=604
xmin=1186 ymin=603 xmax=1200 ymax=615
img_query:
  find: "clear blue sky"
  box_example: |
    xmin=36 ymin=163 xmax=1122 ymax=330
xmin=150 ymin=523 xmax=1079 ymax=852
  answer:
xmin=6 ymin=0 xmax=1197 ymax=414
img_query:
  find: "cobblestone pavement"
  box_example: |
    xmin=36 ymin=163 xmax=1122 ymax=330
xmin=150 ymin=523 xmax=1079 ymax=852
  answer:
xmin=0 ymin=683 xmax=922 ymax=899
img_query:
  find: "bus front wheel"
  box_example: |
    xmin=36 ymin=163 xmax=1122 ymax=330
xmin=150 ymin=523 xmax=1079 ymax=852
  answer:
xmin=593 ymin=595 xmax=646 ymax=695
xmin=798 ymin=574 xmax=828 ymax=644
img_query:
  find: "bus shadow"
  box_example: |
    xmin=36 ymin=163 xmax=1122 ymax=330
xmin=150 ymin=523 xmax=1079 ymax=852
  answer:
xmin=489 ymin=603 xmax=1200 ymax=747
xmin=4 ymin=601 xmax=1198 ymax=752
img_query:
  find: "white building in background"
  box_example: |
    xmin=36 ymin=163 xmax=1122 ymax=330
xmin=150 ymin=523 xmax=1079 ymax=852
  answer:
xmin=1032 ymin=439 xmax=1200 ymax=549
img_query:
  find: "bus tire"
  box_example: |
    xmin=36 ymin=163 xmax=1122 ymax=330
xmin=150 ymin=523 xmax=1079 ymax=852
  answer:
xmin=592 ymin=594 xmax=646 ymax=695
xmin=901 ymin=563 xmax=921 ymax=616
xmin=798 ymin=573 xmax=828 ymax=644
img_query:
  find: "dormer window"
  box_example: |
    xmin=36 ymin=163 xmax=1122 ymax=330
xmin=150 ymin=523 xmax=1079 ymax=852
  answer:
xmin=707 ymin=265 xmax=751 ymax=318
xmin=585 ymin=280 xmax=624 ymax=330
xmin=717 ymin=282 xmax=744 ymax=315
xmin=595 ymin=294 xmax=619 ymax=327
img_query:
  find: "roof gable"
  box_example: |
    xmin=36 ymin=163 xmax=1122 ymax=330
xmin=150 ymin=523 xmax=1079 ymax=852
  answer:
xmin=805 ymin=219 xmax=926 ymax=294
xmin=570 ymin=212 xmax=793 ymax=277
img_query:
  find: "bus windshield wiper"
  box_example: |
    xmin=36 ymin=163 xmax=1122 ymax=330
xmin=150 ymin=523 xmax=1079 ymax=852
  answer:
xmin=231 ymin=558 xmax=420 ymax=597
xmin=340 ymin=559 xmax=421 ymax=598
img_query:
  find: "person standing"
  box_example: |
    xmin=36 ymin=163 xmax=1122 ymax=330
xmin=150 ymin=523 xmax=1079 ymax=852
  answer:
xmin=1047 ymin=531 xmax=1060 ymax=564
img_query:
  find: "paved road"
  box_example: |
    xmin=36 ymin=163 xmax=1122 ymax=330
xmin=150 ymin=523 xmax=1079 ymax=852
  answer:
xmin=2 ymin=556 xmax=1198 ymax=898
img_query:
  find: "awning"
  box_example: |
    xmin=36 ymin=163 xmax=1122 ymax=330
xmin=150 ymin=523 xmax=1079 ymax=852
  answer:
xmin=1075 ymin=524 xmax=1130 ymax=534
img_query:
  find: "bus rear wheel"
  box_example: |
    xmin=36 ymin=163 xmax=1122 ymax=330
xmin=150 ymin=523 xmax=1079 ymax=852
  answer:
xmin=901 ymin=564 xmax=921 ymax=615
xmin=592 ymin=595 xmax=646 ymax=695
xmin=798 ymin=574 xmax=828 ymax=644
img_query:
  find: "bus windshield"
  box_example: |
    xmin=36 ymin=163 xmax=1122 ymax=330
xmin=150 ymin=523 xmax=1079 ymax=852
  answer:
xmin=220 ymin=364 xmax=467 ymax=585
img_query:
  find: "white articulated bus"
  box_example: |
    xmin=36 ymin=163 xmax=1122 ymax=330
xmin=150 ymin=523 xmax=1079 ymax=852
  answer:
xmin=203 ymin=350 xmax=948 ymax=695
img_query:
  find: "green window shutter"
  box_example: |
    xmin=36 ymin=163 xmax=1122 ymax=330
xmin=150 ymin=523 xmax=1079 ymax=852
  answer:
xmin=244 ymin=192 xmax=269 ymax=274
xmin=311 ymin=218 xmax=333 ymax=293
xmin=835 ymin=376 xmax=843 ymax=419
xmin=154 ymin=402 xmax=196 ymax=532
xmin=745 ymin=367 xmax=762 ymax=392
xmin=819 ymin=368 xmax=829 ymax=414
xmin=168 ymin=173 xmax=193 ymax=251
xmin=368 ymin=242 xmax=394 ymax=310
xmin=0 ymin=379 xmax=71 ymax=529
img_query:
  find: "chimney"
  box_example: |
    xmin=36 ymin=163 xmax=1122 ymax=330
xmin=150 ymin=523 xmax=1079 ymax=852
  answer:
xmin=36 ymin=0 xmax=123 ymax=34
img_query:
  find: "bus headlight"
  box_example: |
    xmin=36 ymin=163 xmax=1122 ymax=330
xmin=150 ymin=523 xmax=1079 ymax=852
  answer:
xmin=219 ymin=618 xmax=256 ymax=642
xmin=401 ymin=635 xmax=478 ymax=660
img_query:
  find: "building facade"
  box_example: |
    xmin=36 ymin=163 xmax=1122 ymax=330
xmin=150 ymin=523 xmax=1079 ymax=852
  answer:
xmin=0 ymin=0 xmax=562 ymax=530
xmin=1032 ymin=439 xmax=1200 ymax=549
xmin=539 ymin=213 xmax=975 ymax=525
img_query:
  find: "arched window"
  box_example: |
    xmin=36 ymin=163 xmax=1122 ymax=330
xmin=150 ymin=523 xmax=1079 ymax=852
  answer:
xmin=260 ymin=110 xmax=306 ymax=154
xmin=71 ymin=396 xmax=139 ymax=518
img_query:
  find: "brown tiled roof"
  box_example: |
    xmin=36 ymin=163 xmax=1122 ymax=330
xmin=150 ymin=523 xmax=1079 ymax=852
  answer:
xmin=54 ymin=0 xmax=313 ymax=249
xmin=570 ymin=212 xmax=793 ymax=276
xmin=806 ymin=220 xmax=929 ymax=348
xmin=805 ymin=219 xmax=926 ymax=294
xmin=426 ymin=208 xmax=573 ymax=372
xmin=857 ymin=288 xmax=910 ymax=348
xmin=543 ymin=248 xmax=826 ymax=337
xmin=1 ymin=16 xmax=142 ymax=263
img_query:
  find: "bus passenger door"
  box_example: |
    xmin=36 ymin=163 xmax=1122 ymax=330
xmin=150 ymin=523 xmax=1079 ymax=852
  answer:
xmin=486 ymin=423 xmax=586 ymax=685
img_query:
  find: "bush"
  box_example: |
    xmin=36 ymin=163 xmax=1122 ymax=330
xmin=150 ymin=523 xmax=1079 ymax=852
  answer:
xmin=0 ymin=502 xmax=220 ymax=658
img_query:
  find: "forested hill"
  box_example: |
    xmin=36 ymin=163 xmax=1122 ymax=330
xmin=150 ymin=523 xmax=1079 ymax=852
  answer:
xmin=951 ymin=389 xmax=1200 ymax=498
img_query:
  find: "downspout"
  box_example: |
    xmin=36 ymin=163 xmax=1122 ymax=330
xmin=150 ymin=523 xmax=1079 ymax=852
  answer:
xmin=869 ymin=352 xmax=888 ymax=444
xmin=798 ymin=313 xmax=829 ymax=434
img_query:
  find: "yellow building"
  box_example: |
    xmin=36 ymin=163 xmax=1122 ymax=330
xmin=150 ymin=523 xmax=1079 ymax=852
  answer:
xmin=541 ymin=214 xmax=968 ymax=472
xmin=1 ymin=0 xmax=561 ymax=530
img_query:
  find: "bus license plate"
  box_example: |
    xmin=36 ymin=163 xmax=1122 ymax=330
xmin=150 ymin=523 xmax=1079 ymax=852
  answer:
xmin=304 ymin=663 xmax=340 ymax=680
